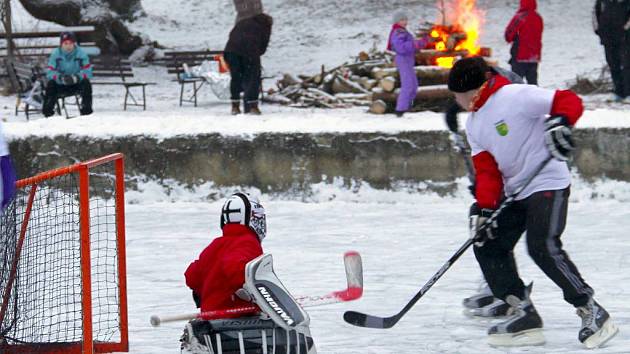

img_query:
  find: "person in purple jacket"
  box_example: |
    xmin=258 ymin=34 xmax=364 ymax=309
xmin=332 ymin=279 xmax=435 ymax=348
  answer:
xmin=0 ymin=123 xmax=17 ymax=214
xmin=387 ymin=11 xmax=430 ymax=116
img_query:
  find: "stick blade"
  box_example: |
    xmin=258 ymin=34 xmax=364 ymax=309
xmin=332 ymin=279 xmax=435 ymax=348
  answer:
xmin=343 ymin=310 xmax=394 ymax=329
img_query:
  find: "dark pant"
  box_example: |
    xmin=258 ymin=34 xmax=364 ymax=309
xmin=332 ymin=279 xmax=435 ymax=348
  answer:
xmin=43 ymin=79 xmax=93 ymax=117
xmin=474 ymin=188 xmax=594 ymax=307
xmin=224 ymin=51 xmax=261 ymax=108
xmin=511 ymin=62 xmax=538 ymax=85
xmin=603 ymin=40 xmax=630 ymax=98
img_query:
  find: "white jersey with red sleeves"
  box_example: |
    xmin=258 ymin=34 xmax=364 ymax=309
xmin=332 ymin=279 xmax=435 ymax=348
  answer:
xmin=465 ymin=84 xmax=571 ymax=201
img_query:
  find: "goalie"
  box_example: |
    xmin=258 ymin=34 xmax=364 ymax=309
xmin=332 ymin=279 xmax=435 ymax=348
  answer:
xmin=182 ymin=193 xmax=316 ymax=353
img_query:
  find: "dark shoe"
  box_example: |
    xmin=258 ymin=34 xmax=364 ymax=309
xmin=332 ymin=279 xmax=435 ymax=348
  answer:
xmin=577 ymin=299 xmax=618 ymax=349
xmin=395 ymin=111 xmax=404 ymax=117
xmin=80 ymin=108 xmax=93 ymax=116
xmin=246 ymin=102 xmax=261 ymax=115
xmin=487 ymin=283 xmax=545 ymax=347
xmin=231 ymin=101 xmax=241 ymax=115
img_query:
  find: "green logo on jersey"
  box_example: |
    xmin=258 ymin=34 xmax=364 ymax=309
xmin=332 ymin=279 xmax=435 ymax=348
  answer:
xmin=495 ymin=120 xmax=509 ymax=136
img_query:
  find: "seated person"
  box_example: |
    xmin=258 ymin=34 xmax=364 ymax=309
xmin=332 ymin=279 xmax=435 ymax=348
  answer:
xmin=43 ymin=31 xmax=93 ymax=117
xmin=185 ymin=192 xmax=265 ymax=317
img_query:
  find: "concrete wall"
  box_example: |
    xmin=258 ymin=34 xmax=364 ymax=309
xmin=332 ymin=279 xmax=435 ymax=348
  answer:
xmin=10 ymin=128 xmax=630 ymax=193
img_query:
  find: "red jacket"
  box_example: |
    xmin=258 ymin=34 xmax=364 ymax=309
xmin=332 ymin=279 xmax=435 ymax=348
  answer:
xmin=185 ymin=224 xmax=263 ymax=316
xmin=504 ymin=0 xmax=543 ymax=63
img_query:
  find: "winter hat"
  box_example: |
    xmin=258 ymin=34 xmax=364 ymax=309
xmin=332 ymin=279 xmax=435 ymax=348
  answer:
xmin=220 ymin=192 xmax=267 ymax=241
xmin=60 ymin=31 xmax=77 ymax=45
xmin=392 ymin=10 xmax=409 ymax=24
xmin=447 ymin=57 xmax=490 ymax=93
xmin=234 ymin=0 xmax=264 ymax=23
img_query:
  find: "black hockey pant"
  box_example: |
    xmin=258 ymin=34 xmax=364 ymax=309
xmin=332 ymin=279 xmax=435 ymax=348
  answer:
xmin=224 ymin=51 xmax=261 ymax=107
xmin=43 ymin=79 xmax=93 ymax=117
xmin=474 ymin=187 xmax=594 ymax=307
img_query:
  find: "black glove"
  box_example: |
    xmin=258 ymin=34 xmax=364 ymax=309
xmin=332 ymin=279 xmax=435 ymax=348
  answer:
xmin=62 ymin=74 xmax=80 ymax=85
xmin=469 ymin=203 xmax=498 ymax=247
xmin=192 ymin=290 xmax=201 ymax=308
xmin=544 ymin=116 xmax=574 ymax=161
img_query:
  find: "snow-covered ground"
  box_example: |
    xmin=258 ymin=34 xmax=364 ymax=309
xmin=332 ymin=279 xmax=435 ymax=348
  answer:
xmin=129 ymin=181 xmax=630 ymax=354
xmin=3 ymin=1 xmax=630 ymax=353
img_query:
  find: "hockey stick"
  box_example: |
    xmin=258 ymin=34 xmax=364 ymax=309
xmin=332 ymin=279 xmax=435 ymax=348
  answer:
xmin=151 ymin=251 xmax=363 ymax=327
xmin=343 ymin=157 xmax=553 ymax=329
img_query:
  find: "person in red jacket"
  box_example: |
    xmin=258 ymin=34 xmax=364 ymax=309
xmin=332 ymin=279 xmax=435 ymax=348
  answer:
xmin=504 ymin=0 xmax=543 ymax=85
xmin=448 ymin=57 xmax=618 ymax=348
xmin=185 ymin=193 xmax=266 ymax=317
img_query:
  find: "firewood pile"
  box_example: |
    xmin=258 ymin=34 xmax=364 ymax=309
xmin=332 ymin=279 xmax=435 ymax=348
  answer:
xmin=264 ymin=49 xmax=454 ymax=113
xmin=264 ymin=21 xmax=492 ymax=114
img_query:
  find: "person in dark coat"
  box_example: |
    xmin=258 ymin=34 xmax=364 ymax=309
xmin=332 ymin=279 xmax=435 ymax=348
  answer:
xmin=504 ymin=0 xmax=543 ymax=85
xmin=593 ymin=0 xmax=630 ymax=102
xmin=224 ymin=0 xmax=273 ymax=115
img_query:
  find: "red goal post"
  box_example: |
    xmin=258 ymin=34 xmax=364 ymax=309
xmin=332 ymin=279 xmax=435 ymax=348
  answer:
xmin=0 ymin=153 xmax=128 ymax=353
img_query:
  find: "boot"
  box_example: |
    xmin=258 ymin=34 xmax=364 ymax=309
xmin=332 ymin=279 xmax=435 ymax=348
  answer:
xmin=246 ymin=102 xmax=261 ymax=115
xmin=487 ymin=283 xmax=545 ymax=347
xmin=463 ymin=281 xmax=512 ymax=318
xmin=231 ymin=101 xmax=241 ymax=115
xmin=576 ymin=298 xmax=618 ymax=349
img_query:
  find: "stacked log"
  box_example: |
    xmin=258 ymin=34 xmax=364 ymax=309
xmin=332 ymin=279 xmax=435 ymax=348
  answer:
xmin=265 ymin=50 xmax=454 ymax=113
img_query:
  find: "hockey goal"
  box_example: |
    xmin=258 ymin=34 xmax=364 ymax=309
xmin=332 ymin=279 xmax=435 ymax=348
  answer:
xmin=0 ymin=153 xmax=128 ymax=354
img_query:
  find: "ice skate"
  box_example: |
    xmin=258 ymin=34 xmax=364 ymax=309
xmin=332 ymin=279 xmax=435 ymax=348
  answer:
xmin=463 ymin=282 xmax=512 ymax=319
xmin=487 ymin=284 xmax=545 ymax=347
xmin=577 ymin=299 xmax=619 ymax=349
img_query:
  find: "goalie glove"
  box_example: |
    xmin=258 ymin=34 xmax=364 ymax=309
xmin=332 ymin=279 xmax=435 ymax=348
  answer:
xmin=544 ymin=115 xmax=575 ymax=161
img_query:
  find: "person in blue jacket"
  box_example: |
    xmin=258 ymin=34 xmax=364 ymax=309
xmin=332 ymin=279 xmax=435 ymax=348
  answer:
xmin=43 ymin=32 xmax=93 ymax=117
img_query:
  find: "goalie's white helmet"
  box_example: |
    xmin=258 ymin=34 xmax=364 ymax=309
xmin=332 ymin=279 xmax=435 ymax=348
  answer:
xmin=220 ymin=193 xmax=267 ymax=241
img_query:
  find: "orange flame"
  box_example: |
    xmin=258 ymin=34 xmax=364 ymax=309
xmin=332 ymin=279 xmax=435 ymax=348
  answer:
xmin=431 ymin=0 xmax=484 ymax=68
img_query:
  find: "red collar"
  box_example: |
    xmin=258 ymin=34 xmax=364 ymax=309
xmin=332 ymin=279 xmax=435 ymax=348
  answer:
xmin=387 ymin=23 xmax=407 ymax=50
xmin=470 ymin=75 xmax=511 ymax=112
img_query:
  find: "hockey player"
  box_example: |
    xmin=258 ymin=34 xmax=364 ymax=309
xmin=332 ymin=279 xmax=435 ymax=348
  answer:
xmin=447 ymin=57 xmax=618 ymax=348
xmin=182 ymin=193 xmax=316 ymax=353
xmin=0 ymin=123 xmax=17 ymax=213
xmin=185 ymin=192 xmax=265 ymax=316
xmin=445 ymin=60 xmax=523 ymax=319
xmin=387 ymin=11 xmax=431 ymax=117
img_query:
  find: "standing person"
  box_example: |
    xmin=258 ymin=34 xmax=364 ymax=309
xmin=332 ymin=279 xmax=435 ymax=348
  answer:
xmin=504 ymin=0 xmax=543 ymax=85
xmin=185 ymin=193 xmax=265 ymax=317
xmin=0 ymin=123 xmax=17 ymax=213
xmin=387 ymin=10 xmax=430 ymax=117
xmin=43 ymin=31 xmax=93 ymax=117
xmin=593 ymin=0 xmax=630 ymax=102
xmin=447 ymin=57 xmax=618 ymax=348
xmin=224 ymin=0 xmax=273 ymax=115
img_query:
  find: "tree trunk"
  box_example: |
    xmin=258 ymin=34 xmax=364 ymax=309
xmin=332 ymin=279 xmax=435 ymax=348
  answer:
xmin=371 ymin=65 xmax=450 ymax=86
xmin=371 ymin=85 xmax=453 ymax=113
xmin=17 ymin=0 xmax=145 ymax=55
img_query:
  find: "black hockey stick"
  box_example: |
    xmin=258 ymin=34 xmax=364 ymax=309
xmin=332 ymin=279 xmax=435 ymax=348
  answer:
xmin=344 ymin=156 xmax=553 ymax=329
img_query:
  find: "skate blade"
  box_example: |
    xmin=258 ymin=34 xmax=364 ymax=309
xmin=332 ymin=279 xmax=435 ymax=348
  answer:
xmin=462 ymin=308 xmax=508 ymax=322
xmin=584 ymin=319 xmax=619 ymax=349
xmin=488 ymin=328 xmax=546 ymax=347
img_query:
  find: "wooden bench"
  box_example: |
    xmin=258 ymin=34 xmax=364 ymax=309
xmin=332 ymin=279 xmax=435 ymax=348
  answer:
xmin=90 ymin=55 xmax=155 ymax=111
xmin=4 ymin=59 xmax=79 ymax=120
xmin=164 ymin=50 xmax=223 ymax=106
xmin=0 ymin=26 xmax=96 ymax=59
